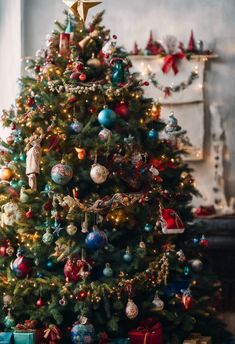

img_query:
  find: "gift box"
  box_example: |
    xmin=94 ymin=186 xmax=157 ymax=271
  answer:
xmin=13 ymin=331 xmax=36 ymax=344
xmin=0 ymin=332 xmax=13 ymax=344
xmin=128 ymin=318 xmax=163 ymax=344
xmin=14 ymin=320 xmax=44 ymax=344
xmin=183 ymin=333 xmax=212 ymax=344
xmin=110 ymin=339 xmax=130 ymax=344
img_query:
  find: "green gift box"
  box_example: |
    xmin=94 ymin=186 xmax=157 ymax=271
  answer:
xmin=13 ymin=332 xmax=36 ymax=344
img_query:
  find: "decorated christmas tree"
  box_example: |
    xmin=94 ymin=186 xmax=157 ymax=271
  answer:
xmin=0 ymin=2 xmax=230 ymax=344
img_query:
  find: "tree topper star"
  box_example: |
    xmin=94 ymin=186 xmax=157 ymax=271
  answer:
xmin=63 ymin=0 xmax=102 ymax=22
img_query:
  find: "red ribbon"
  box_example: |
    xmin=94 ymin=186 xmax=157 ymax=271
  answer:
xmin=130 ymin=324 xmax=161 ymax=344
xmin=162 ymin=52 xmax=185 ymax=75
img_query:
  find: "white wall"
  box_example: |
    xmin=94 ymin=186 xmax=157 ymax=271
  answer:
xmin=0 ymin=0 xmax=23 ymax=111
xmin=1 ymin=0 xmax=235 ymax=202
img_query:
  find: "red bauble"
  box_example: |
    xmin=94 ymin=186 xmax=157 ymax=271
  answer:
xmin=36 ymin=297 xmax=45 ymax=308
xmin=6 ymin=135 xmax=15 ymax=145
xmin=70 ymin=72 xmax=80 ymax=80
xmin=11 ymin=255 xmax=32 ymax=278
xmin=26 ymin=97 xmax=35 ymax=107
xmin=64 ymin=257 xmax=92 ymax=283
xmin=79 ymin=73 xmax=87 ymax=81
xmin=76 ymin=62 xmax=84 ymax=72
xmin=182 ymin=290 xmax=193 ymax=310
xmin=25 ymin=208 xmax=33 ymax=219
xmin=0 ymin=246 xmax=7 ymax=256
xmin=114 ymin=102 xmax=129 ymax=119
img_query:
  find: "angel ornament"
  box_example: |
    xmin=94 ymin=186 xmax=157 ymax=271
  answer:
xmin=25 ymin=128 xmax=44 ymax=191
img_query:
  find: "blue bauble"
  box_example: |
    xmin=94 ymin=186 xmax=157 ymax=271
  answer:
xmin=45 ymin=259 xmax=54 ymax=270
xmin=69 ymin=121 xmax=83 ymax=134
xmin=148 ymin=129 xmax=158 ymax=139
xmin=85 ymin=228 xmax=107 ymax=250
xmin=51 ymin=163 xmax=73 ymax=185
xmin=19 ymin=153 xmax=26 ymax=161
xmin=10 ymin=180 xmax=18 ymax=188
xmin=123 ymin=252 xmax=132 ymax=263
xmin=71 ymin=322 xmax=96 ymax=344
xmin=98 ymin=108 xmax=117 ymax=128
xmin=144 ymin=223 xmax=153 ymax=232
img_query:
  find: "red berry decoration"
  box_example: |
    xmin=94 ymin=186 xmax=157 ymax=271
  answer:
xmin=182 ymin=289 xmax=193 ymax=310
xmin=79 ymin=73 xmax=87 ymax=81
xmin=64 ymin=256 xmax=92 ymax=283
xmin=36 ymin=297 xmax=45 ymax=308
xmin=77 ymin=290 xmax=88 ymax=301
xmin=114 ymin=102 xmax=129 ymax=119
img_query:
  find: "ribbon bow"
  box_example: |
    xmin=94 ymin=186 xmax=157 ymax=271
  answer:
xmin=15 ymin=320 xmax=38 ymax=332
xmin=135 ymin=324 xmax=161 ymax=344
xmin=44 ymin=324 xmax=62 ymax=344
xmin=162 ymin=52 xmax=185 ymax=75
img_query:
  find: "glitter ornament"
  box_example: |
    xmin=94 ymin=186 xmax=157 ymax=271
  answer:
xmin=66 ymin=223 xmax=78 ymax=236
xmin=85 ymin=227 xmax=107 ymax=251
xmin=125 ymin=298 xmax=139 ymax=319
xmin=51 ymin=163 xmax=73 ymax=185
xmin=42 ymin=229 xmax=54 ymax=245
xmin=98 ymin=128 xmax=112 ymax=142
xmin=71 ymin=319 xmax=96 ymax=344
xmin=69 ymin=120 xmax=83 ymax=134
xmin=64 ymin=257 xmax=92 ymax=282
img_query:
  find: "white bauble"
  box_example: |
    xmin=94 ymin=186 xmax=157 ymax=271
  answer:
xmin=152 ymin=292 xmax=164 ymax=311
xmin=90 ymin=164 xmax=109 ymax=184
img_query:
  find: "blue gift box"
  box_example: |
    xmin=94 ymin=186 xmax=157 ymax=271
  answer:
xmin=110 ymin=339 xmax=130 ymax=344
xmin=0 ymin=332 xmax=13 ymax=344
xmin=13 ymin=332 xmax=36 ymax=344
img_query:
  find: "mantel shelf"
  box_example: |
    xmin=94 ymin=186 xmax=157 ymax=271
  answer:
xmin=129 ymin=54 xmax=219 ymax=60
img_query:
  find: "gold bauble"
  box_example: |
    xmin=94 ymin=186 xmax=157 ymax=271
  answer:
xmin=0 ymin=167 xmax=13 ymax=181
xmin=42 ymin=63 xmax=62 ymax=79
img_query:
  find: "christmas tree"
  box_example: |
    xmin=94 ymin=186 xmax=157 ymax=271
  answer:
xmin=0 ymin=3 xmax=230 ymax=344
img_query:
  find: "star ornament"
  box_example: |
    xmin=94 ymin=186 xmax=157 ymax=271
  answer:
xmin=63 ymin=0 xmax=102 ymax=22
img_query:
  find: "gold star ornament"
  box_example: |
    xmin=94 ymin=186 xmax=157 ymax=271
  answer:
xmin=63 ymin=0 xmax=102 ymax=22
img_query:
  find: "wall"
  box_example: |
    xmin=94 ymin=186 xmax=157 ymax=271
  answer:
xmin=1 ymin=0 xmax=235 ymax=203
xmin=0 ymin=0 xmax=23 ymax=111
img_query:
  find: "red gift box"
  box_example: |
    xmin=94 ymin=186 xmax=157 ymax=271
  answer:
xmin=128 ymin=318 xmax=163 ymax=344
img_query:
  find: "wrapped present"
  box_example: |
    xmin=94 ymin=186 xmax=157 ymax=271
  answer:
xmin=13 ymin=331 xmax=36 ymax=344
xmin=183 ymin=333 xmax=212 ymax=344
xmin=128 ymin=318 xmax=163 ymax=344
xmin=0 ymin=332 xmax=13 ymax=344
xmin=44 ymin=324 xmax=62 ymax=344
xmin=14 ymin=320 xmax=44 ymax=343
